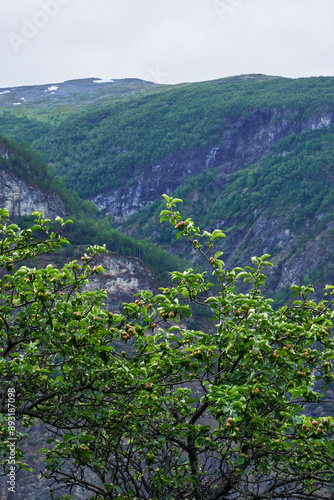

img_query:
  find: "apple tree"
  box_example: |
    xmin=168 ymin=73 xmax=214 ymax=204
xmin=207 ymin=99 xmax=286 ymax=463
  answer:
xmin=1 ymin=199 xmax=334 ymax=499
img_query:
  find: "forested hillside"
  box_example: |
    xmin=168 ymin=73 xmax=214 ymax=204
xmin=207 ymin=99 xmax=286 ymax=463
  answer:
xmin=0 ymin=133 xmax=185 ymax=280
xmin=1 ymin=74 xmax=334 ymax=300
xmin=1 ymin=75 xmax=333 ymax=198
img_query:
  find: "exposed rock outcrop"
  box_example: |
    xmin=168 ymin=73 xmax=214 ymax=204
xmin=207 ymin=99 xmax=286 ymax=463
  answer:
xmin=84 ymin=252 xmax=159 ymax=309
xmin=0 ymin=169 xmax=67 ymax=218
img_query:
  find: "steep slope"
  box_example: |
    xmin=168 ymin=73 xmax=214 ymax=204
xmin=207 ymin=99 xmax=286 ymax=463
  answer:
xmin=2 ymin=74 xmax=334 ymax=201
xmin=123 ymin=122 xmax=334 ymax=302
xmin=0 ymin=134 xmax=67 ymax=218
xmin=0 ymin=133 xmax=184 ymax=285
xmin=92 ymin=108 xmax=334 ymax=222
xmin=1 ymin=75 xmax=334 ymax=299
xmin=29 ymin=75 xmax=334 ymax=200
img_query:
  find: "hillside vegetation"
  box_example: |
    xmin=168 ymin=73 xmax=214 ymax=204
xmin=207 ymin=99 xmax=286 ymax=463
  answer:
xmin=1 ymin=75 xmax=333 ymax=197
xmin=1 ymin=74 xmax=334 ymax=298
xmin=0 ymin=133 xmax=186 ymax=280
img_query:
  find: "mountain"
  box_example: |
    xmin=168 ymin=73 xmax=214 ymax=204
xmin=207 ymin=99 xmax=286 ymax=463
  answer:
xmin=1 ymin=74 xmax=334 ymax=300
xmin=0 ymin=77 xmax=160 ymax=119
xmin=0 ymin=134 xmax=67 ymax=219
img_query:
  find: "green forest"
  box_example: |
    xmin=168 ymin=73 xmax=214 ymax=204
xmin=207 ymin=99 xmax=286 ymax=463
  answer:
xmin=2 ymin=74 xmax=334 ymax=299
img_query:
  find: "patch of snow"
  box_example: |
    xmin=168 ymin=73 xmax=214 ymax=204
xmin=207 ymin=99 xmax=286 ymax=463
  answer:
xmin=45 ymin=85 xmax=58 ymax=92
xmin=0 ymin=90 xmax=10 ymax=95
xmin=21 ymin=97 xmax=26 ymax=100
xmin=13 ymin=103 xmax=21 ymax=106
xmin=93 ymin=79 xmax=115 ymax=84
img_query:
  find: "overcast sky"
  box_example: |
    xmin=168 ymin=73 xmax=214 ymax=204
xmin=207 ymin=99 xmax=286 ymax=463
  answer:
xmin=1 ymin=0 xmax=333 ymax=89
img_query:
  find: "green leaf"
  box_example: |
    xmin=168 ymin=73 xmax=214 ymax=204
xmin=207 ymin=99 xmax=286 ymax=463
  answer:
xmin=236 ymin=272 xmax=249 ymax=279
xmin=185 ymin=398 xmax=197 ymax=404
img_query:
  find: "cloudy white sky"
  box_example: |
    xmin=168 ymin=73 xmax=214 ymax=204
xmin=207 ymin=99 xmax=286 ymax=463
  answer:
xmin=1 ymin=0 xmax=333 ymax=89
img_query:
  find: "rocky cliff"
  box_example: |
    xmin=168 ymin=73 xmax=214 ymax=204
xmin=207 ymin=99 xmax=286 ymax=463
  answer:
xmin=0 ymin=138 xmax=67 ymax=218
xmin=91 ymin=109 xmax=334 ymax=222
xmin=0 ymin=168 xmax=67 ymax=219
xmin=85 ymin=252 xmax=159 ymax=309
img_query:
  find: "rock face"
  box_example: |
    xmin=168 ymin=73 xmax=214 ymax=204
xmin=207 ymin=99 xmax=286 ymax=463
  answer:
xmin=0 ymin=169 xmax=67 ymax=219
xmin=91 ymin=147 xmax=211 ymax=222
xmin=91 ymin=110 xmax=334 ymax=222
xmin=212 ymin=212 xmax=334 ymax=298
xmin=84 ymin=252 xmax=160 ymax=310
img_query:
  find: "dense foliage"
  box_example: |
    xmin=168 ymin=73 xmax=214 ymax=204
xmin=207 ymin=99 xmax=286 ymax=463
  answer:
xmin=1 ymin=199 xmax=334 ymax=499
xmin=1 ymin=75 xmax=334 ymax=198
